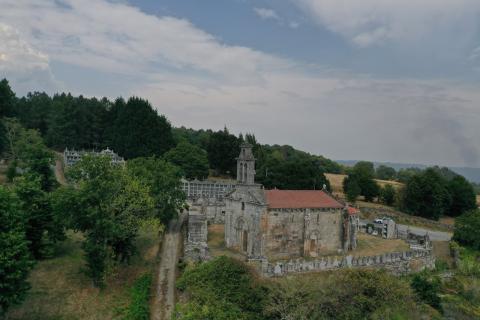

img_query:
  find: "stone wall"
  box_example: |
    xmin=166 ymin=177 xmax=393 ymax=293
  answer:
xmin=187 ymin=198 xmax=226 ymax=224
xmin=184 ymin=213 xmax=209 ymax=262
xmin=260 ymin=249 xmax=435 ymax=277
xmin=263 ymin=208 xmax=344 ymax=260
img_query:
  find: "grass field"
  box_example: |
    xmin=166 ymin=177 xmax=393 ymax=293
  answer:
xmin=353 ymin=233 xmax=409 ymax=257
xmin=5 ymin=222 xmax=161 ymax=320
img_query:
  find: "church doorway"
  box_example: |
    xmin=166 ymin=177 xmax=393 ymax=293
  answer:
xmin=243 ymin=230 xmax=248 ymax=252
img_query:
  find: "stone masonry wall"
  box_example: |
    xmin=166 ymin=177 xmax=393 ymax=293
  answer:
xmin=184 ymin=213 xmax=209 ymax=262
xmin=260 ymin=249 xmax=435 ymax=277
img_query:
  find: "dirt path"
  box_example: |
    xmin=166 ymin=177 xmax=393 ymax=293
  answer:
xmin=151 ymin=216 xmax=184 ymax=320
xmin=54 ymin=159 xmax=67 ymax=185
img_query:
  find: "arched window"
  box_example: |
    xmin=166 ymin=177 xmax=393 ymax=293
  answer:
xmin=241 ymin=202 xmax=245 ymax=211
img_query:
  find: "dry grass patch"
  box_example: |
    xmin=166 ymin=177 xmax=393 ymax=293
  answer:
xmin=6 ymin=223 xmax=161 ymax=320
xmin=432 ymin=241 xmax=454 ymax=267
xmin=353 ymin=233 xmax=409 ymax=257
xmin=325 ymin=173 xmax=405 ymax=199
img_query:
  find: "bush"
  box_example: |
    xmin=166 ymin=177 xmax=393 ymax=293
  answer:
xmin=411 ymin=271 xmax=442 ymax=311
xmin=265 ymin=270 xmax=421 ymax=320
xmin=175 ymin=256 xmax=266 ymax=320
xmin=453 ymin=209 xmax=480 ymax=250
xmin=123 ymin=273 xmax=152 ymax=320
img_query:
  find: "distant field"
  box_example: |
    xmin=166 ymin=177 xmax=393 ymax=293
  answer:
xmin=325 ymin=173 xmax=404 ymax=198
xmin=5 ymin=223 xmax=161 ymax=320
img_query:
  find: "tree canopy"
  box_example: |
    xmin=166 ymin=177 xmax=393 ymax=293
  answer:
xmin=164 ymin=141 xmax=209 ymax=180
xmin=54 ymin=156 xmax=154 ymax=286
xmin=207 ymin=127 xmax=241 ymax=176
xmin=453 ymin=209 xmax=480 ymax=250
xmin=127 ymin=157 xmax=185 ymax=224
xmin=106 ymin=97 xmax=175 ymax=159
xmin=0 ymin=186 xmax=34 ymax=315
xmin=343 ymin=161 xmax=379 ymax=202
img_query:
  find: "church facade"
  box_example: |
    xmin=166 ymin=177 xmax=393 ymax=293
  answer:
xmin=224 ymin=143 xmax=358 ymax=260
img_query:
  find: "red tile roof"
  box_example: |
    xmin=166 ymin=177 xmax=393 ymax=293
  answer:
xmin=265 ymin=189 xmax=344 ymax=209
xmin=347 ymin=206 xmax=360 ymax=215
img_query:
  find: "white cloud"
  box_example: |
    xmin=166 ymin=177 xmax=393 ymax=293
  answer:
xmin=253 ymin=7 xmax=280 ymax=21
xmin=0 ymin=22 xmax=60 ymax=93
xmin=0 ymin=0 xmax=290 ymax=84
xmin=293 ymin=0 xmax=480 ymax=48
xmin=1 ymin=0 xmax=479 ymax=166
xmin=289 ymin=21 xmax=300 ymax=29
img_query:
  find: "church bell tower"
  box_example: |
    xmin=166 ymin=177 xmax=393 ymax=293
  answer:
xmin=237 ymin=143 xmax=256 ymax=185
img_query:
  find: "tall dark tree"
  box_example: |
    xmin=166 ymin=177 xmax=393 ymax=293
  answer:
xmin=343 ymin=161 xmax=379 ymax=202
xmin=0 ymin=78 xmax=16 ymax=155
xmin=207 ymin=127 xmax=241 ymax=176
xmin=379 ymin=184 xmax=396 ymax=206
xmin=46 ymin=94 xmax=110 ymax=150
xmin=15 ymin=92 xmax=53 ymax=136
xmin=447 ymin=175 xmax=477 ymax=217
xmin=403 ymin=168 xmax=451 ymax=220
xmin=14 ymin=174 xmax=65 ymax=259
xmin=106 ymin=97 xmax=174 ymax=159
xmin=0 ymin=78 xmax=16 ymax=117
xmin=0 ymin=186 xmax=34 ymax=315
xmin=343 ymin=176 xmax=361 ymax=203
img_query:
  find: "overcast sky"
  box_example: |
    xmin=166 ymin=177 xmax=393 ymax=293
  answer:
xmin=1 ymin=0 xmax=480 ymax=167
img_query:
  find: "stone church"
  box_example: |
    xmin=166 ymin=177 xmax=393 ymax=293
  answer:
xmin=225 ymin=143 xmax=359 ymax=260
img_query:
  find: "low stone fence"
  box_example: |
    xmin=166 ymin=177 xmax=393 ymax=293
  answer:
xmin=260 ymin=249 xmax=435 ymax=277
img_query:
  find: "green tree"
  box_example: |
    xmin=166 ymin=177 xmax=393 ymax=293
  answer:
xmin=164 ymin=141 xmax=209 ymax=180
xmin=343 ymin=161 xmax=379 ymax=202
xmin=16 ymin=92 xmax=53 ymax=136
xmin=380 ymin=184 xmax=396 ymax=206
xmin=447 ymin=175 xmax=477 ymax=217
xmin=0 ymin=78 xmax=16 ymax=118
xmin=106 ymin=97 xmax=174 ymax=159
xmin=0 ymin=186 xmax=34 ymax=315
xmin=207 ymin=127 xmax=240 ymax=176
xmin=403 ymin=168 xmax=451 ymax=220
xmin=376 ymin=165 xmax=396 ymax=180
xmin=397 ymin=167 xmax=422 ymax=183
xmin=0 ymin=78 xmax=16 ymax=155
xmin=55 ymin=156 xmax=154 ymax=286
xmin=13 ymin=174 xmax=65 ymax=259
xmin=4 ymin=119 xmax=56 ymax=191
xmin=127 ymin=157 xmax=185 ymax=225
xmin=453 ymin=209 xmax=480 ymax=250
xmin=343 ymin=176 xmax=361 ymax=203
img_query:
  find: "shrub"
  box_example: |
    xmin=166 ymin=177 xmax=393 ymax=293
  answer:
xmin=411 ymin=271 xmax=442 ymax=311
xmin=175 ymin=256 xmax=266 ymax=320
xmin=453 ymin=209 xmax=480 ymax=250
xmin=123 ymin=273 xmax=152 ymax=320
